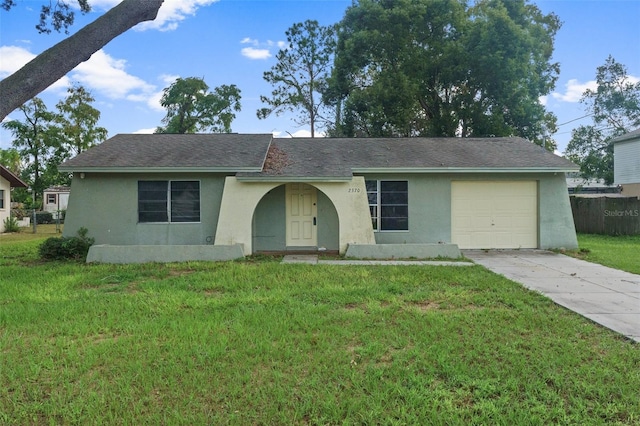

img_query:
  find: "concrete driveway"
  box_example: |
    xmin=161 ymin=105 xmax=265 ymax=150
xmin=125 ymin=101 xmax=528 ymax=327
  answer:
xmin=463 ymin=250 xmax=640 ymax=343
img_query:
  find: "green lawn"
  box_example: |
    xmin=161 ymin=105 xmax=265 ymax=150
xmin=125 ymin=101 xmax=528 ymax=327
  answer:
xmin=1 ymin=236 xmax=639 ymax=425
xmin=567 ymin=234 xmax=640 ymax=274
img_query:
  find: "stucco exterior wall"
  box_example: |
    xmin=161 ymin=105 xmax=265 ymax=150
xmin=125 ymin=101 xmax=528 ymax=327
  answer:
xmin=63 ymin=171 xmax=577 ymax=253
xmin=216 ymin=177 xmax=375 ymax=255
xmin=63 ymin=172 xmax=227 ymax=245
xmin=252 ymin=185 xmax=287 ymax=251
xmin=252 ymin=185 xmax=339 ymax=252
xmin=0 ymin=176 xmax=10 ymax=232
xmin=359 ymin=172 xmax=577 ymax=249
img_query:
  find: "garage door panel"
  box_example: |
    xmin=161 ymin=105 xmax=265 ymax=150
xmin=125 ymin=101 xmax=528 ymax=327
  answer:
xmin=452 ymin=181 xmax=537 ymax=249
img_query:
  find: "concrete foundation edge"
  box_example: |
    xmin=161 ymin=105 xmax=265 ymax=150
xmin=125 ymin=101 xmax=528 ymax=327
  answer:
xmin=86 ymin=244 xmax=245 ymax=264
xmin=345 ymin=243 xmax=461 ymax=259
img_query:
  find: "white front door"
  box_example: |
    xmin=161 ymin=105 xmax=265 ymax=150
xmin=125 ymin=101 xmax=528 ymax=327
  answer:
xmin=286 ymin=183 xmax=317 ymax=247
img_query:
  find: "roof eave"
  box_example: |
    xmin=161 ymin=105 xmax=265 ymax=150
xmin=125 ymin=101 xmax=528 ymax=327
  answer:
xmin=351 ymin=167 xmax=579 ymax=174
xmin=0 ymin=166 xmax=28 ymax=188
xmin=236 ymin=175 xmax=353 ymax=183
xmin=59 ymin=166 xmax=263 ymax=173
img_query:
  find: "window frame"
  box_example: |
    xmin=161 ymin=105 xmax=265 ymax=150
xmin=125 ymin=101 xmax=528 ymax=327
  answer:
xmin=47 ymin=193 xmax=57 ymax=204
xmin=138 ymin=180 xmax=201 ymax=224
xmin=366 ymin=179 xmax=409 ymax=232
xmin=0 ymin=189 xmax=5 ymax=209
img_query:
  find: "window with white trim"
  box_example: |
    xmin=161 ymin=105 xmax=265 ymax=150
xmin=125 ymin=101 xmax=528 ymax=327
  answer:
xmin=47 ymin=194 xmax=57 ymax=204
xmin=138 ymin=181 xmax=200 ymax=223
xmin=0 ymin=189 xmax=4 ymax=209
xmin=366 ymin=180 xmax=408 ymax=231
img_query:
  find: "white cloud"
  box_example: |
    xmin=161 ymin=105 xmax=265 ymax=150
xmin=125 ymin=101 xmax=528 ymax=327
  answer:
xmin=552 ymin=79 xmax=598 ymax=103
xmin=240 ymin=38 xmax=286 ymax=60
xmin=0 ymin=45 xmax=171 ymax=112
xmin=273 ymin=129 xmax=322 ymax=138
xmin=71 ymin=50 xmax=156 ymax=100
xmin=135 ymin=0 xmax=219 ymax=32
xmin=0 ymin=45 xmax=69 ymax=92
xmin=133 ymin=128 xmax=157 ymax=134
xmin=241 ymin=47 xmax=271 ymax=60
xmin=552 ymin=75 xmax=640 ymax=103
xmin=82 ymin=0 xmax=120 ymax=9
xmin=0 ymin=46 xmax=35 ymax=77
xmin=141 ymin=74 xmax=180 ymax=111
xmin=538 ymin=95 xmax=548 ymax=106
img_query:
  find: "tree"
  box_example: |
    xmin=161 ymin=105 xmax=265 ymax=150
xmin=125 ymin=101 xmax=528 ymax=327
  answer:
xmin=1 ymin=98 xmax=57 ymax=200
xmin=0 ymin=0 xmax=164 ymax=121
xmin=327 ymin=0 xmax=560 ymax=148
xmin=258 ymin=20 xmax=336 ymax=138
xmin=55 ymin=84 xmax=108 ymax=157
xmin=2 ymin=0 xmax=91 ymax=34
xmin=0 ymin=148 xmax=21 ymax=175
xmin=565 ymin=56 xmax=640 ymax=185
xmin=156 ymin=77 xmax=242 ymax=134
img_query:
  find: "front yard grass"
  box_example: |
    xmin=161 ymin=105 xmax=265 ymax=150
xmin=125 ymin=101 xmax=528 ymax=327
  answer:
xmin=1 ymin=237 xmax=639 ymax=424
xmin=567 ymin=234 xmax=640 ymax=274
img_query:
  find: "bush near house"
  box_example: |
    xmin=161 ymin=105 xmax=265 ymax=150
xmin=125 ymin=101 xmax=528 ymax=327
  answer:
xmin=2 ymin=216 xmax=20 ymax=233
xmin=35 ymin=211 xmax=53 ymax=224
xmin=38 ymin=227 xmax=94 ymax=261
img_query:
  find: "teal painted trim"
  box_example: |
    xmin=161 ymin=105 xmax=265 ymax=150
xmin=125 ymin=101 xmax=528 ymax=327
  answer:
xmin=59 ymin=166 xmax=261 ymax=173
xmin=353 ymin=167 xmax=578 ymax=173
xmin=237 ymin=176 xmax=352 ymax=182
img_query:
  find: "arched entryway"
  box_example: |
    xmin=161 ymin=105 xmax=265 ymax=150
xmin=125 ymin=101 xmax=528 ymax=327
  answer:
xmin=214 ymin=177 xmax=375 ymax=255
xmin=252 ymin=183 xmax=339 ymax=253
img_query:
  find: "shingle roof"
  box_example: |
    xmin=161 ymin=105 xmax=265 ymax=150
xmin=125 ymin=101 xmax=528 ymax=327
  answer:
xmin=59 ymin=133 xmax=273 ymax=171
xmin=610 ymin=128 xmax=640 ymax=144
xmin=59 ymin=134 xmax=578 ymax=176
xmin=0 ymin=165 xmax=27 ymax=188
xmin=238 ymin=137 xmax=578 ymax=179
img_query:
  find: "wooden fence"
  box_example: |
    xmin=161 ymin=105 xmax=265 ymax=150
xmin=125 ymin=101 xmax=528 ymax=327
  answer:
xmin=570 ymin=196 xmax=640 ymax=235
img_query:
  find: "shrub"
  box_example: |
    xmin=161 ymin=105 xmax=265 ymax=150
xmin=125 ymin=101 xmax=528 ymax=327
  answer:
xmin=35 ymin=211 xmax=53 ymax=224
xmin=3 ymin=216 xmax=20 ymax=233
xmin=39 ymin=227 xmax=95 ymax=261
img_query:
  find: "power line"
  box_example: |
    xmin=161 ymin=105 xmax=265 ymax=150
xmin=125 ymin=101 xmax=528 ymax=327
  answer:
xmin=556 ymin=113 xmax=594 ymax=127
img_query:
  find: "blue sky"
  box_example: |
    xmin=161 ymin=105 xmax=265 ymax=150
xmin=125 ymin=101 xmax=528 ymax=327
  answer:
xmin=1 ymin=0 xmax=639 ymax=154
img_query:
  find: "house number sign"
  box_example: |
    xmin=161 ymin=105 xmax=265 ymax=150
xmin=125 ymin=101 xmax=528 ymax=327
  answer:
xmin=348 ymin=187 xmax=361 ymax=193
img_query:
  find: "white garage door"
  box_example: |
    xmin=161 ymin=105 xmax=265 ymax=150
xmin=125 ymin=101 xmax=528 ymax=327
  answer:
xmin=451 ymin=181 xmax=537 ymax=249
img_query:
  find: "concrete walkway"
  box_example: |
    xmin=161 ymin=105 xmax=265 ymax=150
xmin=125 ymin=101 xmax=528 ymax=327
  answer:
xmin=463 ymin=250 xmax=640 ymax=343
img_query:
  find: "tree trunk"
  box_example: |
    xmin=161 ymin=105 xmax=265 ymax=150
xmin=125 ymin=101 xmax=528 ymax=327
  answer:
xmin=0 ymin=0 xmax=164 ymax=121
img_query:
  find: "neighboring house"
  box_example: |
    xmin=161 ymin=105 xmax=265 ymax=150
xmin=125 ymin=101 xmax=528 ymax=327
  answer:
xmin=59 ymin=134 xmax=579 ymax=263
xmin=43 ymin=186 xmax=70 ymax=218
xmin=566 ymin=174 xmax=619 ymax=195
xmin=612 ymin=128 xmax=640 ymax=197
xmin=0 ymin=164 xmax=28 ymax=232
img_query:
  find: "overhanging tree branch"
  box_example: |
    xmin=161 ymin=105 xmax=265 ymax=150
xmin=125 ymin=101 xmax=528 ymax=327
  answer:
xmin=0 ymin=0 xmax=164 ymax=121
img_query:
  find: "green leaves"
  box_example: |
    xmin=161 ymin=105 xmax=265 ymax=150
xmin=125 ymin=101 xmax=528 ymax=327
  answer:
xmin=328 ymin=0 xmax=560 ymax=146
xmin=1 ymin=84 xmax=106 ymax=197
xmin=156 ymin=77 xmax=242 ymax=134
xmin=258 ymin=20 xmax=336 ymax=137
xmin=565 ymin=56 xmax=640 ymax=184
